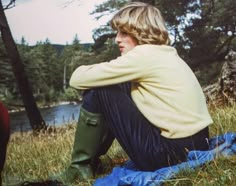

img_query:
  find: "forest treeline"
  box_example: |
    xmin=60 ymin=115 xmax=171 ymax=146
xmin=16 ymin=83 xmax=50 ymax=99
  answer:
xmin=0 ymin=35 xmax=120 ymax=107
xmin=0 ymin=0 xmax=236 ymax=129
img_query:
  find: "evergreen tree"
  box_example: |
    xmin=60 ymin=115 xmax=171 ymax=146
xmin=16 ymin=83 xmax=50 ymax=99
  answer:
xmin=0 ymin=36 xmax=15 ymax=101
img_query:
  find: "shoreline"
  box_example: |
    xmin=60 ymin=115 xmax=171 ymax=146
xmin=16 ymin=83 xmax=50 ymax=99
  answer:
xmin=9 ymin=101 xmax=79 ymax=113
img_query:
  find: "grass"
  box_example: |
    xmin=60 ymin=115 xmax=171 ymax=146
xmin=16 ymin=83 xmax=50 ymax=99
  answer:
xmin=2 ymin=104 xmax=236 ymax=186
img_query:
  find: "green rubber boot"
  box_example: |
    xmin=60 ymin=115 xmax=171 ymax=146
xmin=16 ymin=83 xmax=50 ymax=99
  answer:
xmin=51 ymin=107 xmax=109 ymax=185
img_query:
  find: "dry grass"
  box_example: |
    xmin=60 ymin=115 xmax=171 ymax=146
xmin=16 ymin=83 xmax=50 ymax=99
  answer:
xmin=2 ymin=124 xmax=127 ymax=186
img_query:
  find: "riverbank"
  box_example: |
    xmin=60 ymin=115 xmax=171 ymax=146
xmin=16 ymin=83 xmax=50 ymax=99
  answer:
xmin=8 ymin=101 xmax=79 ymax=113
xmin=9 ymin=103 xmax=81 ymax=133
xmin=3 ymin=104 xmax=236 ymax=185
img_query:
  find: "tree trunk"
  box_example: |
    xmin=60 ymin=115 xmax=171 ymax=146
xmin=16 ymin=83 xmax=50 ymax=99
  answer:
xmin=0 ymin=1 xmax=46 ymax=130
xmin=63 ymin=64 xmax=67 ymax=91
xmin=204 ymin=50 xmax=236 ymax=106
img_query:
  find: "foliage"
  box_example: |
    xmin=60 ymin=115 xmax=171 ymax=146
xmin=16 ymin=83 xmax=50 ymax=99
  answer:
xmin=194 ymin=60 xmax=224 ymax=86
xmin=0 ymin=35 xmax=88 ymax=104
xmin=91 ymin=0 xmax=127 ymax=18
xmin=181 ymin=0 xmax=236 ymax=68
xmin=0 ymin=36 xmax=15 ymax=102
xmin=1 ymin=32 xmax=121 ymax=105
xmin=63 ymin=87 xmax=82 ymax=102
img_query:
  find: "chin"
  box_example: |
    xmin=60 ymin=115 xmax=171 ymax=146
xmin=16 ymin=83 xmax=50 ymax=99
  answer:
xmin=121 ymin=51 xmax=127 ymax=55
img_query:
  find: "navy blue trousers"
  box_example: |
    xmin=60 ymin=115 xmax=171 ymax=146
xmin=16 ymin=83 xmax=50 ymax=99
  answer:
xmin=82 ymin=83 xmax=209 ymax=171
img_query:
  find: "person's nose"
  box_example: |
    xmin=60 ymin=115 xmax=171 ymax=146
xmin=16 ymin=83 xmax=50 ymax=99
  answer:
xmin=115 ymin=32 xmax=121 ymax=44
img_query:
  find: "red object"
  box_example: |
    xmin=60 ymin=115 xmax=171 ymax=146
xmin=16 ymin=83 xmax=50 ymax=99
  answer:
xmin=0 ymin=101 xmax=10 ymax=172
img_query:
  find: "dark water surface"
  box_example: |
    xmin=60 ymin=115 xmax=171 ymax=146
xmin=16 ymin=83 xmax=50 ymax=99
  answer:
xmin=9 ymin=103 xmax=81 ymax=133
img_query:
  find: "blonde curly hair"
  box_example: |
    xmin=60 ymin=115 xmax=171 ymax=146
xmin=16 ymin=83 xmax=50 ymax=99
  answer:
xmin=111 ymin=2 xmax=170 ymax=45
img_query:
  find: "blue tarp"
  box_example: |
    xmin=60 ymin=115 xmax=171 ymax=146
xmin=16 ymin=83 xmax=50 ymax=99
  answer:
xmin=94 ymin=132 xmax=236 ymax=186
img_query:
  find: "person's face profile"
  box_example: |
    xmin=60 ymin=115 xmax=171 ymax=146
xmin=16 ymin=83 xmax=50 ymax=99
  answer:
xmin=115 ymin=31 xmax=137 ymax=55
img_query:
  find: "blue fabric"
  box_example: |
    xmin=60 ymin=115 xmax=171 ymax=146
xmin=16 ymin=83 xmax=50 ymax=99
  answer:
xmin=94 ymin=132 xmax=236 ymax=186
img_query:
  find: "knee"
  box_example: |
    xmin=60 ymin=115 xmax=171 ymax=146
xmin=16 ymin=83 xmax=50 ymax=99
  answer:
xmin=82 ymin=90 xmax=101 ymax=113
xmin=97 ymin=83 xmax=131 ymax=98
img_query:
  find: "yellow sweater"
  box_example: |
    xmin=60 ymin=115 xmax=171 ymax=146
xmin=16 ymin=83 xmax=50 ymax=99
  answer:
xmin=70 ymin=44 xmax=213 ymax=138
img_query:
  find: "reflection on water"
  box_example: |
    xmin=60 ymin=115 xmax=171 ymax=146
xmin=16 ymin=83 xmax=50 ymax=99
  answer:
xmin=9 ymin=103 xmax=81 ymax=133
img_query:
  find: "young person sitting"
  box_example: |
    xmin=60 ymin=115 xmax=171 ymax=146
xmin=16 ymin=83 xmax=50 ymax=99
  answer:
xmin=52 ymin=2 xmax=212 ymax=184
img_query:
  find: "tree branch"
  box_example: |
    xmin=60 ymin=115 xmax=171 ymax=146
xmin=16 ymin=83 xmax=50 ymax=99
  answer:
xmin=214 ymin=35 xmax=236 ymax=58
xmin=2 ymin=0 xmax=16 ymax=10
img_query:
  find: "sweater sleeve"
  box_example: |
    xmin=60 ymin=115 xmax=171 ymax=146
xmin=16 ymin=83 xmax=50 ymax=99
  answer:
xmin=69 ymin=49 xmax=145 ymax=90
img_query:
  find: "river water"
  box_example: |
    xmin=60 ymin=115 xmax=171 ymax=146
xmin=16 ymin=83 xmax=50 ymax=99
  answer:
xmin=9 ymin=103 xmax=81 ymax=133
